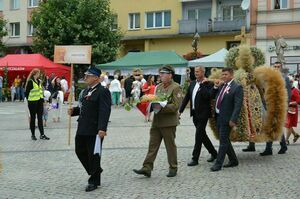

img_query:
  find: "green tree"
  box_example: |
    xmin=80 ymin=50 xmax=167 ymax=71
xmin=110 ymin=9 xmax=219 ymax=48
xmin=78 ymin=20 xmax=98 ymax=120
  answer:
xmin=0 ymin=17 xmax=7 ymax=56
xmin=31 ymin=0 xmax=122 ymax=64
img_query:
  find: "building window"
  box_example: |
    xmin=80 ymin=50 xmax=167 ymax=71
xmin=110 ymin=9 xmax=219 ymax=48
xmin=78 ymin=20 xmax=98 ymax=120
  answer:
xmin=187 ymin=9 xmax=211 ymax=21
xmin=10 ymin=22 xmax=20 ymax=37
xmin=232 ymin=5 xmax=245 ymax=20
xmin=222 ymin=6 xmax=231 ymax=20
xmin=112 ymin=15 xmax=118 ymax=30
xmin=222 ymin=5 xmax=245 ymax=21
xmin=129 ymin=13 xmax=140 ymax=30
xmin=274 ymin=0 xmax=288 ymax=9
xmin=188 ymin=9 xmax=197 ymax=20
xmin=10 ymin=0 xmax=20 ymax=10
xmin=0 ymin=0 xmax=3 ymax=11
xmin=28 ymin=0 xmax=39 ymax=8
xmin=145 ymin=11 xmax=171 ymax=28
xmin=28 ymin=23 xmax=35 ymax=36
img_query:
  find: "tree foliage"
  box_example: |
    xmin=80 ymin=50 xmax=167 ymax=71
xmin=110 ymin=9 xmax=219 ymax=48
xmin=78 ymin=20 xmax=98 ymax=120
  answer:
xmin=0 ymin=17 xmax=8 ymax=56
xmin=31 ymin=0 xmax=122 ymax=64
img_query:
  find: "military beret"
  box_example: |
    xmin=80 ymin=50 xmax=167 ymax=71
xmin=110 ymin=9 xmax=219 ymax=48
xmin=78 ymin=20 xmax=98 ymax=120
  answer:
xmin=159 ymin=65 xmax=175 ymax=75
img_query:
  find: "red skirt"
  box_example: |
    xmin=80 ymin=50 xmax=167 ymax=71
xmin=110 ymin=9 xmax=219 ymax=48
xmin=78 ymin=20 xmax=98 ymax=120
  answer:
xmin=285 ymin=113 xmax=298 ymax=128
xmin=136 ymin=102 xmax=149 ymax=116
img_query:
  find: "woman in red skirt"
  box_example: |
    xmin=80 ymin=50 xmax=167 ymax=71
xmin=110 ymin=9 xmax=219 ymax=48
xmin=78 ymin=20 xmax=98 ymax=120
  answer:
xmin=141 ymin=75 xmax=156 ymax=122
xmin=286 ymin=77 xmax=300 ymax=144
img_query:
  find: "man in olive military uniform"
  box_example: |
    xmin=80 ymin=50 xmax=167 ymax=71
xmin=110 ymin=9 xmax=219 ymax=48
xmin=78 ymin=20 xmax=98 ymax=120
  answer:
xmin=133 ymin=65 xmax=183 ymax=177
xmin=68 ymin=66 xmax=111 ymax=192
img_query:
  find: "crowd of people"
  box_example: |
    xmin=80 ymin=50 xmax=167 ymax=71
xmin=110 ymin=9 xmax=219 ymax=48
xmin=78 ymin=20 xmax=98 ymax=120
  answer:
xmin=100 ymin=71 xmax=161 ymax=121
xmin=7 ymin=61 xmax=299 ymax=192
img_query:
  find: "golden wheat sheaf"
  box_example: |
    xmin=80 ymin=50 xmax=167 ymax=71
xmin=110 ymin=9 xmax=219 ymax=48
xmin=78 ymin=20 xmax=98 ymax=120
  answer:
xmin=253 ymin=66 xmax=287 ymax=141
xmin=235 ymin=45 xmax=254 ymax=72
xmin=209 ymin=69 xmax=263 ymax=142
xmin=209 ymin=66 xmax=285 ymax=142
xmin=233 ymin=69 xmax=252 ymax=141
xmin=208 ymin=68 xmax=222 ymax=139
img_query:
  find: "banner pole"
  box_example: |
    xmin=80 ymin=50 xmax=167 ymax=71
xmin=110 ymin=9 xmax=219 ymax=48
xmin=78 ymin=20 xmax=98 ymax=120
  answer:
xmin=68 ymin=63 xmax=74 ymax=146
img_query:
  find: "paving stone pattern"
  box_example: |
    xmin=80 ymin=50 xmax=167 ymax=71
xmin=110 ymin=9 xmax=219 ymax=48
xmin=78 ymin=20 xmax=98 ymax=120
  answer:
xmin=0 ymin=102 xmax=299 ymax=198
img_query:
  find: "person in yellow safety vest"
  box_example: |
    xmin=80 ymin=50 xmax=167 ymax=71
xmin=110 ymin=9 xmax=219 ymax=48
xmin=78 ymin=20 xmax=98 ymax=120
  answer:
xmin=25 ymin=68 xmax=50 ymax=140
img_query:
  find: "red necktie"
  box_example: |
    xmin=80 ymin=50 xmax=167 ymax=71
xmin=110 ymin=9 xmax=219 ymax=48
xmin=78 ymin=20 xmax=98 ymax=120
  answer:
xmin=216 ymin=83 xmax=227 ymax=110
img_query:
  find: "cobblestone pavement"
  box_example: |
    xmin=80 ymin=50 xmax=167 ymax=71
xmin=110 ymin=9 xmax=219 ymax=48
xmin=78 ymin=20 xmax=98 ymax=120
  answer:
xmin=0 ymin=102 xmax=299 ymax=199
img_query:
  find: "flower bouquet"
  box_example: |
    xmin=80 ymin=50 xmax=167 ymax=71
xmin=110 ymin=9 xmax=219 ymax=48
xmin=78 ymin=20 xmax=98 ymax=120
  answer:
xmin=124 ymin=93 xmax=170 ymax=116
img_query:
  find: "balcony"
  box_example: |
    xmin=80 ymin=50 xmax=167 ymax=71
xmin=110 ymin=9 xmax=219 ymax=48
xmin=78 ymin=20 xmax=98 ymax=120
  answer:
xmin=213 ymin=19 xmax=246 ymax=32
xmin=178 ymin=19 xmax=211 ymax=34
xmin=178 ymin=18 xmax=246 ymax=34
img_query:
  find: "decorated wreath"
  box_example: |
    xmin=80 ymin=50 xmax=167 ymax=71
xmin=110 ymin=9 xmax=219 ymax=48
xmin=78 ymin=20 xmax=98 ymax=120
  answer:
xmin=209 ymin=45 xmax=287 ymax=142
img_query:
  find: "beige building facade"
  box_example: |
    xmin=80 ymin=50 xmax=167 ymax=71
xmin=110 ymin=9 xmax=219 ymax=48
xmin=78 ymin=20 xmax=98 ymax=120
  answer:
xmin=0 ymin=0 xmax=38 ymax=54
xmin=251 ymin=0 xmax=300 ymax=73
xmin=111 ymin=0 xmax=249 ymax=57
xmin=0 ymin=0 xmax=249 ymax=59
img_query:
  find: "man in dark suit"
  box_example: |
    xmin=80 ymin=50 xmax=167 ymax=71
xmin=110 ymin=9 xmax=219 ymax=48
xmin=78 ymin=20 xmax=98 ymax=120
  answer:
xmin=210 ymin=68 xmax=243 ymax=172
xmin=68 ymin=66 xmax=111 ymax=192
xmin=179 ymin=66 xmax=217 ymax=166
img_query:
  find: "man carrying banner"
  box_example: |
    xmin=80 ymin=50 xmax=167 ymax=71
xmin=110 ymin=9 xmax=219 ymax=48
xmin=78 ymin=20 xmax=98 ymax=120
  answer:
xmin=68 ymin=66 xmax=111 ymax=192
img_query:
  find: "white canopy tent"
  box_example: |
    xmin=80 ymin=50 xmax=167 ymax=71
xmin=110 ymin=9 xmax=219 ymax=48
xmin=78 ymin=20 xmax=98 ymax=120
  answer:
xmin=188 ymin=48 xmax=229 ymax=67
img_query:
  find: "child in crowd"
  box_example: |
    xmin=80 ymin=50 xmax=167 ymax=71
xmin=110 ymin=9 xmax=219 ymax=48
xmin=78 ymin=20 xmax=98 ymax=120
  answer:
xmin=131 ymin=80 xmax=142 ymax=101
xmin=43 ymin=90 xmax=51 ymax=127
xmin=10 ymin=83 xmax=16 ymax=102
xmin=51 ymin=90 xmax=63 ymax=122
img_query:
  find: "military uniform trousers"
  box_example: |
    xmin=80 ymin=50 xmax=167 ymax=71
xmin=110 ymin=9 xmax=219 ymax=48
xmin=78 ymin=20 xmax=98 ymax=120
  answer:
xmin=75 ymin=135 xmax=103 ymax=186
xmin=143 ymin=126 xmax=177 ymax=171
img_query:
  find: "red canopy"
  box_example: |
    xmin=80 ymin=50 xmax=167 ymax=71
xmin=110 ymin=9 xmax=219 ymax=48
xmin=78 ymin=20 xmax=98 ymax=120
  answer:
xmin=0 ymin=54 xmax=71 ymax=87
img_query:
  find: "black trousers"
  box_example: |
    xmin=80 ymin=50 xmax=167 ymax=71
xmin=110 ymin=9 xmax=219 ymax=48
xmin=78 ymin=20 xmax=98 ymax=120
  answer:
xmin=192 ymin=116 xmax=217 ymax=161
xmin=215 ymin=115 xmax=238 ymax=167
xmin=28 ymin=100 xmax=44 ymax=136
xmin=75 ymin=135 xmax=103 ymax=186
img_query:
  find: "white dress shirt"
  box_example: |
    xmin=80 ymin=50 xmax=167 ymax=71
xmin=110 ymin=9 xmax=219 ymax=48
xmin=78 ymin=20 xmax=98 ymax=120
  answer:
xmin=192 ymin=81 xmax=201 ymax=110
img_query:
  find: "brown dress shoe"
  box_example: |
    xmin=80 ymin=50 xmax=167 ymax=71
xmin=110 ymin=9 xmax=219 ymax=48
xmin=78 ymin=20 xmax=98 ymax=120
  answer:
xmin=166 ymin=170 xmax=177 ymax=177
xmin=293 ymin=134 xmax=300 ymax=143
xmin=133 ymin=168 xmax=151 ymax=177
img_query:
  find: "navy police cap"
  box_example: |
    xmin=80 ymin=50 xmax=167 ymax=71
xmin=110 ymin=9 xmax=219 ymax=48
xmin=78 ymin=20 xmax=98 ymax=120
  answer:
xmin=84 ymin=66 xmax=101 ymax=77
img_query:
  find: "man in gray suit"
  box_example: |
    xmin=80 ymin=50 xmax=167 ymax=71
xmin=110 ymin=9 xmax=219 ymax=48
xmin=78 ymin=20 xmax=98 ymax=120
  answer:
xmin=210 ymin=68 xmax=243 ymax=172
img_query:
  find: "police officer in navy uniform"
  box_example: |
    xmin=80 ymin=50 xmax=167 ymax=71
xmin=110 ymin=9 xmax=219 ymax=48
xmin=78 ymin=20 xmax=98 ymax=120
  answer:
xmin=68 ymin=66 xmax=111 ymax=192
